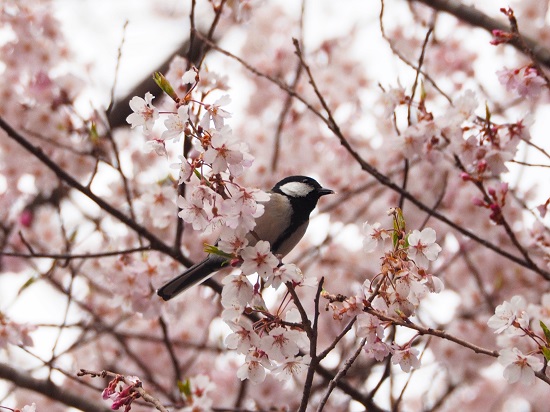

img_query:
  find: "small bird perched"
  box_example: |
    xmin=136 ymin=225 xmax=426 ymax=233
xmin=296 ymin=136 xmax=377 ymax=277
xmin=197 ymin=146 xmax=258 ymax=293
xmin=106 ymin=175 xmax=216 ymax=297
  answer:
xmin=157 ymin=176 xmax=334 ymax=301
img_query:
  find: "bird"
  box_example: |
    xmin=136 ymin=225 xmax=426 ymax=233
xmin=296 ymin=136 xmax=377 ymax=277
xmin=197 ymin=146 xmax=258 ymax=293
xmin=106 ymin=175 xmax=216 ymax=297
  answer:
xmin=157 ymin=176 xmax=334 ymax=301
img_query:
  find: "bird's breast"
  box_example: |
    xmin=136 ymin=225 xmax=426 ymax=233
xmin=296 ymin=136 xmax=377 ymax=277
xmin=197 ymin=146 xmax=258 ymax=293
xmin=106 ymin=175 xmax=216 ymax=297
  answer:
xmin=246 ymin=194 xmax=308 ymax=257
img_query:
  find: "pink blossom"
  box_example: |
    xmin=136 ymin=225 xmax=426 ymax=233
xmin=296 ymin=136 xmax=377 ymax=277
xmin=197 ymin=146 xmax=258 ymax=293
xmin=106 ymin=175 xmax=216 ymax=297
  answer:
xmin=126 ymin=92 xmax=159 ymax=132
xmin=498 ymin=348 xmax=543 ymax=385
xmin=240 ymin=241 xmax=279 ymax=277
xmin=496 ymin=66 xmax=546 ymax=99
xmin=225 ymin=317 xmax=261 ymax=354
xmin=0 ymin=319 xmax=35 ymax=349
xmin=362 ymin=221 xmax=389 ymax=253
xmin=364 ymin=340 xmax=390 ymax=361
xmin=161 ymin=105 xmax=189 ymax=141
xmin=203 ymin=126 xmax=252 ymax=176
xmin=182 ymin=374 xmax=216 ymax=411
xmin=177 ymin=195 xmax=211 ymax=231
xmin=487 ymin=295 xmax=529 ymax=335
xmin=217 ymin=226 xmax=249 ymax=255
xmin=200 ymin=94 xmax=232 ymax=130
xmin=266 ymin=263 xmax=303 ymax=289
xmin=391 ymin=345 xmax=421 ymax=372
xmin=170 ymin=155 xmax=195 ymax=184
xmin=144 ymin=138 xmax=167 ymax=156
xmin=407 ymin=228 xmax=442 ymax=268
xmin=271 ymin=355 xmax=311 ymax=381
xmin=222 ymin=186 xmax=268 ymax=231
xmin=259 ymin=326 xmax=302 ymax=362
xmin=20 ymin=403 xmax=37 ymax=412
xmin=356 ymin=313 xmax=384 ymax=342
xmin=221 ymin=274 xmax=254 ymax=308
xmin=236 ymin=351 xmax=270 ymax=383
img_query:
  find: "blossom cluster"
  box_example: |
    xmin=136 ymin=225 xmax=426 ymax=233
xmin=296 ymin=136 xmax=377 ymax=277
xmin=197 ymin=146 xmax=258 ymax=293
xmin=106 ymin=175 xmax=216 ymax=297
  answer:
xmin=488 ymin=294 xmax=550 ymax=385
xmin=325 ymin=209 xmax=443 ymax=372
xmin=179 ymin=374 xmax=216 ymax=412
xmin=126 ymin=64 xmax=267 ymax=242
xmin=382 ymin=86 xmax=531 ymax=184
xmin=219 ymin=241 xmax=311 ymax=383
xmin=102 ymin=375 xmax=141 ymax=411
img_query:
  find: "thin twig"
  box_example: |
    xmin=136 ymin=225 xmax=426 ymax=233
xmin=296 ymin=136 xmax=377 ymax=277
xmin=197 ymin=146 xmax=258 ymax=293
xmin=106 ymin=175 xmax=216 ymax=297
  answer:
xmin=106 ymin=20 xmax=129 ymax=117
xmin=159 ymin=316 xmax=181 ymax=384
xmin=0 ymin=116 xmax=192 ymax=268
xmin=0 ymin=246 xmax=151 ymax=260
xmin=0 ymin=362 xmax=111 ymax=412
xmin=317 ymin=338 xmax=367 ymax=412
xmin=77 ymin=369 xmax=169 ymax=412
xmin=411 ymin=0 xmax=550 ymax=69
xmin=290 ymin=41 xmax=550 ymax=280
xmin=317 ymin=316 xmax=357 ymax=361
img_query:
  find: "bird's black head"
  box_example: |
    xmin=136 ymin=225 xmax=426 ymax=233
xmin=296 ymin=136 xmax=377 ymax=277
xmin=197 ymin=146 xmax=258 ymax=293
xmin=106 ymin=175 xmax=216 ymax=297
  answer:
xmin=272 ymin=175 xmax=334 ymax=219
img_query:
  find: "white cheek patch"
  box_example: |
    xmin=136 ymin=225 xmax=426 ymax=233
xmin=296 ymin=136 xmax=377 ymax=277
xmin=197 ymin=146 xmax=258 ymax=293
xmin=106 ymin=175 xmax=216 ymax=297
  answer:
xmin=279 ymin=182 xmax=313 ymax=197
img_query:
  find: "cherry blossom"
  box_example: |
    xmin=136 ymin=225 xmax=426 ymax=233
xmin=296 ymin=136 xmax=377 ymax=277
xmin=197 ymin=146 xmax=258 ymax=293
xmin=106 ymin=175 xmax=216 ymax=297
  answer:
xmin=177 ymin=194 xmax=212 ymax=231
xmin=20 ymin=403 xmax=37 ymax=412
xmin=144 ymin=138 xmax=167 ymax=156
xmin=407 ymin=228 xmax=442 ymax=269
xmin=161 ymin=105 xmax=189 ymax=141
xmin=225 ymin=317 xmax=261 ymax=354
xmin=203 ymin=126 xmax=253 ymax=176
xmin=181 ymin=374 xmax=216 ymax=411
xmin=200 ymin=94 xmax=232 ymax=130
xmin=356 ymin=313 xmax=385 ymax=342
xmin=271 ymin=355 xmax=311 ymax=381
xmin=487 ymin=295 xmax=530 ymax=335
xmin=362 ymin=221 xmax=389 ymax=253
xmin=391 ymin=345 xmax=421 ymax=373
xmin=266 ymin=263 xmax=303 ymax=289
xmin=498 ymin=348 xmax=544 ymax=385
xmin=364 ymin=340 xmax=391 ymax=361
xmin=221 ymin=273 xmax=254 ymax=308
xmin=240 ymin=241 xmax=279 ymax=277
xmin=126 ymin=92 xmax=159 ymax=132
xmin=236 ymin=351 xmax=271 ymax=384
xmin=221 ymin=186 xmax=269 ymax=231
xmin=170 ymin=155 xmax=195 ymax=184
xmin=0 ymin=317 xmax=35 ymax=349
xmin=496 ymin=66 xmax=547 ymax=99
xmin=260 ymin=326 xmax=302 ymax=362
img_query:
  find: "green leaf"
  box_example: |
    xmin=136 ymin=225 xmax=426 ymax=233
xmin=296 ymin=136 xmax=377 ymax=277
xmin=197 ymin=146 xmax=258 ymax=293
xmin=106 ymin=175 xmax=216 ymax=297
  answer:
xmin=17 ymin=276 xmax=37 ymax=296
xmin=89 ymin=121 xmax=100 ymax=144
xmin=153 ymin=72 xmax=179 ymax=102
xmin=392 ymin=207 xmax=406 ymax=248
xmin=540 ymin=320 xmax=550 ymax=343
xmin=542 ymin=346 xmax=550 ymax=362
xmin=203 ymin=244 xmax=233 ymax=260
xmin=177 ymin=378 xmax=192 ymax=397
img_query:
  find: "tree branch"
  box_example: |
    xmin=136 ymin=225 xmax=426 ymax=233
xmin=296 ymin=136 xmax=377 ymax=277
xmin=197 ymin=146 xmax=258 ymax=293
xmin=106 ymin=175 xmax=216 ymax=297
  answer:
xmin=0 ymin=116 xmax=192 ymax=268
xmin=410 ymin=0 xmax=550 ymax=68
xmin=0 ymin=362 xmax=111 ymax=412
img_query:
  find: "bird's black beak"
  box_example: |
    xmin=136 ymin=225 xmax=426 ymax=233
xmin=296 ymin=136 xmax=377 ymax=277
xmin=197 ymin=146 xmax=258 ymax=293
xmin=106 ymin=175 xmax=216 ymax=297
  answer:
xmin=317 ymin=187 xmax=335 ymax=196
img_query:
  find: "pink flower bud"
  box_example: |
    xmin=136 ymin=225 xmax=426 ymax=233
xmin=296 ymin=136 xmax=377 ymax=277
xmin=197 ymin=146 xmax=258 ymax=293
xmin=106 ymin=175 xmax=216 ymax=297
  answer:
xmin=19 ymin=209 xmax=34 ymax=227
xmin=472 ymin=197 xmax=485 ymax=207
xmin=460 ymin=172 xmax=471 ymax=181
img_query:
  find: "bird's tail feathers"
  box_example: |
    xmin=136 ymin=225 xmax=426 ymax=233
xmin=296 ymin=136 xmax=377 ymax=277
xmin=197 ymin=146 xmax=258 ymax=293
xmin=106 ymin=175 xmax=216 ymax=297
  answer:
xmin=157 ymin=256 xmax=225 ymax=301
